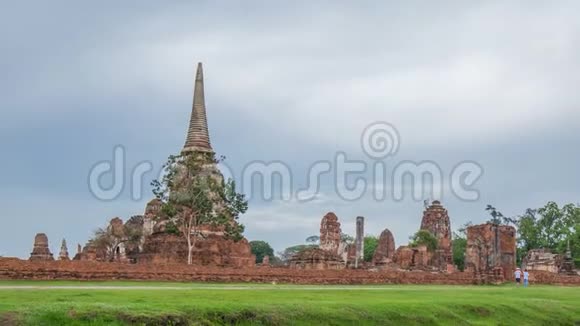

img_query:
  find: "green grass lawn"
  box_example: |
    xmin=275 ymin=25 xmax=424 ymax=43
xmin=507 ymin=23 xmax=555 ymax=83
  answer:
xmin=0 ymin=280 xmax=579 ymax=325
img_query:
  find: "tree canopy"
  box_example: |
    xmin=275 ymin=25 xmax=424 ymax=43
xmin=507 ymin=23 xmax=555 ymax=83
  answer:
xmin=410 ymin=230 xmax=438 ymax=251
xmin=250 ymin=240 xmax=274 ymax=264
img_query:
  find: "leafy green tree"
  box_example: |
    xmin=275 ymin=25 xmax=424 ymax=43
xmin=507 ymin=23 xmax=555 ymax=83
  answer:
xmin=410 ymin=230 xmax=438 ymax=251
xmin=250 ymin=240 xmax=274 ymax=264
xmin=517 ymin=202 xmax=579 ymax=253
xmin=485 ymin=205 xmax=516 ymax=225
xmin=452 ymin=237 xmax=467 ymax=271
xmin=363 ymin=235 xmax=378 ymax=262
xmin=451 ymin=221 xmax=472 ymax=271
xmin=152 ymin=154 xmax=248 ymax=265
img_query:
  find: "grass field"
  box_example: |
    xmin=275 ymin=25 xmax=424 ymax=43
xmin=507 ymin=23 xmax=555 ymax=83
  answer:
xmin=1 ymin=281 xmax=579 ymax=325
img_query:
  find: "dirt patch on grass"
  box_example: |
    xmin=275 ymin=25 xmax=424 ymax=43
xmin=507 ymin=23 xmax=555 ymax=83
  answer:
xmin=0 ymin=312 xmax=21 ymax=326
xmin=117 ymin=312 xmax=190 ymax=326
xmin=463 ymin=305 xmax=491 ymax=317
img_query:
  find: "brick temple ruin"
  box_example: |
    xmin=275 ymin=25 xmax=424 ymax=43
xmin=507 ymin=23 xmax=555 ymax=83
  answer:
xmin=372 ymin=228 xmax=396 ymax=266
xmin=6 ymin=63 xmax=578 ymax=285
xmin=289 ymin=212 xmax=345 ymax=269
xmin=464 ymin=223 xmax=517 ymax=282
xmin=72 ymin=63 xmax=255 ymax=268
xmin=523 ymin=241 xmax=577 ymax=276
xmin=29 ymin=233 xmax=54 ymax=261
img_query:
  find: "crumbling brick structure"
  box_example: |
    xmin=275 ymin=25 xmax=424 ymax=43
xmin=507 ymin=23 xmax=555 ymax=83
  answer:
xmin=465 ymin=223 xmax=516 ymax=282
xmin=289 ymin=247 xmax=345 ymax=270
xmin=522 ymin=249 xmax=562 ymax=273
xmin=319 ymin=212 xmax=341 ymax=255
xmin=420 ymin=201 xmax=453 ymax=271
xmin=393 ymin=245 xmax=430 ymax=270
xmin=290 ymin=212 xmax=345 ymax=269
xmin=58 ymin=239 xmax=69 ymax=261
xmin=372 ymin=228 xmax=396 ymax=265
xmin=139 ymin=232 xmax=255 ymax=267
xmin=29 ymin=233 xmax=54 ymax=261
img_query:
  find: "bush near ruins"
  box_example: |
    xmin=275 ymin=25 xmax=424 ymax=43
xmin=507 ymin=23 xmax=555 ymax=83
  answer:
xmin=250 ymin=240 xmax=274 ymax=264
xmin=451 ymin=222 xmax=472 ymax=271
xmin=410 ymin=230 xmax=438 ymax=251
xmin=363 ymin=235 xmax=378 ymax=262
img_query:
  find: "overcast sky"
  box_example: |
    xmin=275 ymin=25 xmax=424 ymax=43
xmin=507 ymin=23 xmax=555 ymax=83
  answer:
xmin=1 ymin=1 xmax=580 ymax=258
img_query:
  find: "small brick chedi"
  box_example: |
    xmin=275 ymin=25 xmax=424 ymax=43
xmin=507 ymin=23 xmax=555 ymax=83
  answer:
xmin=372 ymin=228 xmax=396 ymax=266
xmin=465 ymin=223 xmax=516 ymax=281
xmin=138 ymin=63 xmax=255 ymax=268
xmin=290 ymin=212 xmax=345 ymax=269
xmin=58 ymin=239 xmax=70 ymax=261
xmin=29 ymin=233 xmax=54 ymax=261
xmin=420 ymin=200 xmax=453 ymax=270
xmin=319 ymin=212 xmax=342 ymax=254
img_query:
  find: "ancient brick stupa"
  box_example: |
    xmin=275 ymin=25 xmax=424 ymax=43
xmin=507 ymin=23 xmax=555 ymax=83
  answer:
xmin=29 ymin=233 xmax=54 ymax=261
xmin=372 ymin=228 xmax=396 ymax=266
xmin=319 ymin=212 xmax=342 ymax=254
xmin=290 ymin=212 xmax=345 ymax=270
xmin=139 ymin=63 xmax=255 ymax=267
xmin=420 ymin=201 xmax=453 ymax=270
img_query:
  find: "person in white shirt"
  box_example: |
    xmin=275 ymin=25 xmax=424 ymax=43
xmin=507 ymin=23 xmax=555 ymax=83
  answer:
xmin=514 ymin=268 xmax=522 ymax=286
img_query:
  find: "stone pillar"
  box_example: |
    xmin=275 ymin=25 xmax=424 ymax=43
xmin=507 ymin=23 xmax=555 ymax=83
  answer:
xmin=355 ymin=216 xmax=364 ymax=268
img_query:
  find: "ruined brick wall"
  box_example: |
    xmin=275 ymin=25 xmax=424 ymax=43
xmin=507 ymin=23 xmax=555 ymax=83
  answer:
xmin=2 ymin=258 xmax=577 ymax=285
xmin=465 ymin=223 xmax=516 ymax=280
xmin=289 ymin=248 xmax=345 ymax=270
xmin=0 ymin=258 xmax=474 ymax=285
xmin=529 ymin=270 xmax=580 ymax=285
xmin=139 ymin=233 xmax=255 ymax=268
xmin=392 ymin=245 xmax=432 ymax=270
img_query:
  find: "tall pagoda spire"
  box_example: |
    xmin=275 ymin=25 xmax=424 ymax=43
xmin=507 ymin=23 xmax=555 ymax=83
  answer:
xmin=183 ymin=62 xmax=212 ymax=153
